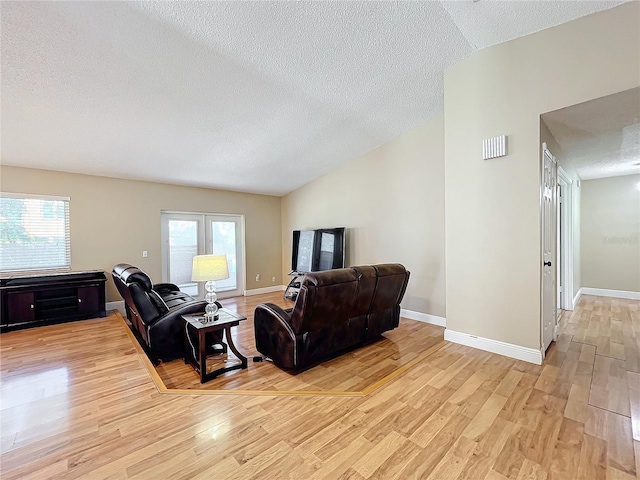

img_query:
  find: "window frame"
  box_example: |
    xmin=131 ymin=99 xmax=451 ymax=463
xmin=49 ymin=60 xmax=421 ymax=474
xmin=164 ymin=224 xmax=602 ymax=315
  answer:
xmin=0 ymin=192 xmax=71 ymax=274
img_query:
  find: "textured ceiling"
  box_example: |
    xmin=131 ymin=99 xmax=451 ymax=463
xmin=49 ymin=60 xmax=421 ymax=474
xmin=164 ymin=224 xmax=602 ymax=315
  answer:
xmin=543 ymin=88 xmax=640 ymax=180
xmin=0 ymin=1 xmax=631 ymax=196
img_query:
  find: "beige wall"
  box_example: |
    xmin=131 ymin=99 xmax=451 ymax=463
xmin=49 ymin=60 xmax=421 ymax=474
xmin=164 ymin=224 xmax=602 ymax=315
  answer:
xmin=445 ymin=3 xmax=639 ymax=349
xmin=581 ymin=174 xmax=640 ymax=292
xmin=282 ymin=115 xmax=446 ymax=317
xmin=0 ymin=166 xmax=282 ymax=302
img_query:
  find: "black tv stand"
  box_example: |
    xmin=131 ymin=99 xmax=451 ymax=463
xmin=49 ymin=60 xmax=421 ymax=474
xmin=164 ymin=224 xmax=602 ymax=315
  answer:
xmin=1 ymin=270 xmax=107 ymax=332
xmin=284 ymin=271 xmax=304 ymax=300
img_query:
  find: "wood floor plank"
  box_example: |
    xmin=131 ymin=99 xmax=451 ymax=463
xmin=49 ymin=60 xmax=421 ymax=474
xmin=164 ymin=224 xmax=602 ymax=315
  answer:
xmin=308 ymin=436 xmax=372 ymax=480
xmin=577 ymin=433 xmax=607 ymax=480
xmin=549 ymin=417 xmax=584 ymax=478
xmin=462 ymin=393 xmax=509 ymax=441
xmin=426 ymin=435 xmax=477 ymax=480
xmin=352 ymin=431 xmax=405 ymax=478
xmin=368 ymin=438 xmax=423 ymax=480
xmin=493 ymin=424 xmax=535 ymax=479
xmin=515 ymin=458 xmax=548 ymax=480
xmin=605 ymin=410 xmax=636 ymax=477
xmin=626 ymin=371 xmax=640 ymax=442
xmin=564 ymin=383 xmax=590 ymax=424
xmin=409 ymin=400 xmax=459 ymax=448
xmin=456 ymin=450 xmax=496 ymax=480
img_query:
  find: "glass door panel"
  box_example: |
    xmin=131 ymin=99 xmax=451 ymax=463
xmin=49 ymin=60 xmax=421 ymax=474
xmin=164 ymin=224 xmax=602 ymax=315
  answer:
xmin=210 ymin=221 xmax=237 ymax=292
xmin=162 ymin=216 xmax=203 ymax=296
xmin=206 ymin=215 xmax=243 ymax=298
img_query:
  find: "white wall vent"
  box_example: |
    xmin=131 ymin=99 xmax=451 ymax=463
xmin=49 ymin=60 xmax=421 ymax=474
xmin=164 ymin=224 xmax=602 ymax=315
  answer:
xmin=482 ymin=135 xmax=507 ymax=160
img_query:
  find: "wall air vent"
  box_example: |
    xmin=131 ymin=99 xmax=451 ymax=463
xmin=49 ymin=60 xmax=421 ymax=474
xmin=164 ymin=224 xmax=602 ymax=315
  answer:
xmin=482 ymin=135 xmax=507 ymax=160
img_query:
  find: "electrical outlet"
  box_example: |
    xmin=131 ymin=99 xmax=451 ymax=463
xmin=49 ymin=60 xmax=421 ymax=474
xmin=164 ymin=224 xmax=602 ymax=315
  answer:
xmin=255 ymin=274 xmax=260 ymax=282
xmin=142 ymin=250 xmax=148 ymax=258
xmin=272 ymin=277 xmax=276 ymax=282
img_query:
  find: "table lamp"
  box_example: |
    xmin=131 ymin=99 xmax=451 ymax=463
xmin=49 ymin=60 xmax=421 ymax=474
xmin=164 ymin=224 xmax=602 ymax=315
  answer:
xmin=191 ymin=254 xmax=229 ymax=320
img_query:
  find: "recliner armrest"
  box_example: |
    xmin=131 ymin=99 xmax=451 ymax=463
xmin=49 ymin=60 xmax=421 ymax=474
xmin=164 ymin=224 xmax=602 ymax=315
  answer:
xmin=148 ymin=299 xmax=207 ymax=328
xmin=254 ymin=303 xmax=298 ymax=369
xmin=153 ymin=282 xmax=181 ymax=294
xmin=256 ymin=303 xmax=294 ymax=324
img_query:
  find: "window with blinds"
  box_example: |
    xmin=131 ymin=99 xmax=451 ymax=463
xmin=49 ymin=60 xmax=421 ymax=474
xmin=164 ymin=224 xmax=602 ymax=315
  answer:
xmin=0 ymin=193 xmax=71 ymax=272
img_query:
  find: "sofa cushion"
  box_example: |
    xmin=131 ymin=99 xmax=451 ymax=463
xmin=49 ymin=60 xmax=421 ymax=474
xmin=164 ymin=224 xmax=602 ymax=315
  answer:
xmin=149 ymin=290 xmax=170 ymax=315
xmin=370 ymin=264 xmax=409 ymax=311
xmin=160 ymin=291 xmax=196 ymax=308
xmin=351 ymin=265 xmax=377 ymax=316
xmin=290 ymin=268 xmax=359 ymax=333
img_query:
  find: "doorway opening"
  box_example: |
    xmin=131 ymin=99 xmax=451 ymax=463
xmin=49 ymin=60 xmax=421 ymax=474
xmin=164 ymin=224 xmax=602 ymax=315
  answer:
xmin=539 ymin=86 xmax=640 ymax=361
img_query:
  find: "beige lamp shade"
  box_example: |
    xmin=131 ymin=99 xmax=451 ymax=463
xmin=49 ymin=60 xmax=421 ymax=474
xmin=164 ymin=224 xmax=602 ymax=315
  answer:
xmin=191 ymin=254 xmax=230 ymax=282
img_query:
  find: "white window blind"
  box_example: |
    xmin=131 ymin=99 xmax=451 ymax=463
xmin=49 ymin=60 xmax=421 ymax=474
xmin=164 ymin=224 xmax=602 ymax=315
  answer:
xmin=0 ymin=193 xmax=71 ymax=272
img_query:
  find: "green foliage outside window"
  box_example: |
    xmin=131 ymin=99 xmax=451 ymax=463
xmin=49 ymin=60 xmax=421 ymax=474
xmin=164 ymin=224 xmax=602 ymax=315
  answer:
xmin=0 ymin=198 xmax=31 ymax=244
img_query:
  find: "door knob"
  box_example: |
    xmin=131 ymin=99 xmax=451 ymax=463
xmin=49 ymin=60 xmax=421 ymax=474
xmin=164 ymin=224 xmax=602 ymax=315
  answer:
xmin=544 ymin=261 xmax=552 ymax=267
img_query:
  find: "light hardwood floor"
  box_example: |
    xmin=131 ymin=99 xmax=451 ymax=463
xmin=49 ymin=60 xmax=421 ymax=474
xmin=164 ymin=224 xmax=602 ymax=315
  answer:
xmin=1 ymin=293 xmax=638 ymax=479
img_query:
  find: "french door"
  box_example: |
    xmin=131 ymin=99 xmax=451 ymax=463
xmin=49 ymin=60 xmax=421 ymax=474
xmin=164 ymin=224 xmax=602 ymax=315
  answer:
xmin=161 ymin=212 xmax=245 ymax=299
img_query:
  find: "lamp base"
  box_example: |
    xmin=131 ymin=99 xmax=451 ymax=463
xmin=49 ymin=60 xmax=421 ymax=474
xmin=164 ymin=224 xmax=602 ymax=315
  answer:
xmin=204 ymin=293 xmax=219 ymax=322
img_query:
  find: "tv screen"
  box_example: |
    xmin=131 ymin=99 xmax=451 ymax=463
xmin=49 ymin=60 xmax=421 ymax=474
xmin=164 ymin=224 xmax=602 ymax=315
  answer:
xmin=295 ymin=230 xmax=315 ymax=273
xmin=291 ymin=227 xmax=345 ymax=273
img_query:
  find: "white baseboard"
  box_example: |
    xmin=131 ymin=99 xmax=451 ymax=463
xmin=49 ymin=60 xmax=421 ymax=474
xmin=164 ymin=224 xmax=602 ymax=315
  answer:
xmin=444 ymin=329 xmax=543 ymax=365
xmin=401 ymin=309 xmax=446 ymax=327
xmin=572 ymin=287 xmax=583 ymax=308
xmin=106 ymin=300 xmax=125 ymax=315
xmin=244 ymin=285 xmax=285 ymax=296
xmin=580 ymin=287 xmax=640 ymax=301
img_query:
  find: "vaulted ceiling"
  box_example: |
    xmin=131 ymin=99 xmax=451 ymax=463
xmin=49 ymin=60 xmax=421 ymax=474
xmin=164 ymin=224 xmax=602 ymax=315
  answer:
xmin=0 ymin=1 xmax=630 ymax=195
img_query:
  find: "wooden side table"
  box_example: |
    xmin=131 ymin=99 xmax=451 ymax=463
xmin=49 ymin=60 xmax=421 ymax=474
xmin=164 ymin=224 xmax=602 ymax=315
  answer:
xmin=182 ymin=309 xmax=248 ymax=383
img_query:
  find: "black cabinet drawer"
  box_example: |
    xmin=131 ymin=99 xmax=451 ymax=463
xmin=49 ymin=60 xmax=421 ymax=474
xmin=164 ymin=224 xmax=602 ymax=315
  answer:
xmin=5 ymin=292 xmax=36 ymax=325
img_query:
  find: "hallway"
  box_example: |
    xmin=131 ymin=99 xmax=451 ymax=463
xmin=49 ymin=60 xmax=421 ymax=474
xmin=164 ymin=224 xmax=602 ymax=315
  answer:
xmin=545 ymin=294 xmax=639 ymax=477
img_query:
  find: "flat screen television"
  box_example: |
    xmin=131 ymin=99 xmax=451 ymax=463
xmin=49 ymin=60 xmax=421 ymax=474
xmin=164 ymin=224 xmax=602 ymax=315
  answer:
xmin=291 ymin=227 xmax=346 ymax=273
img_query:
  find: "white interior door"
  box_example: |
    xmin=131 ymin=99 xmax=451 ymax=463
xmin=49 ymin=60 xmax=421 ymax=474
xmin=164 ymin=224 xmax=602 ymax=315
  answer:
xmin=541 ymin=144 xmax=557 ymax=353
xmin=162 ymin=212 xmax=245 ymax=299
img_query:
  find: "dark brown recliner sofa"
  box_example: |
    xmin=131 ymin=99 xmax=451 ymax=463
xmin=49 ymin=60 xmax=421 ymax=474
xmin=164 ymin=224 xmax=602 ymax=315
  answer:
xmin=254 ymin=264 xmax=409 ymax=370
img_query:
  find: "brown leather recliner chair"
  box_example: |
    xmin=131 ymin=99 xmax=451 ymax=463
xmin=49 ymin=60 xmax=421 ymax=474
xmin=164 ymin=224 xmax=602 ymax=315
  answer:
xmin=112 ymin=263 xmax=221 ymax=361
xmin=254 ymin=264 xmax=409 ymax=370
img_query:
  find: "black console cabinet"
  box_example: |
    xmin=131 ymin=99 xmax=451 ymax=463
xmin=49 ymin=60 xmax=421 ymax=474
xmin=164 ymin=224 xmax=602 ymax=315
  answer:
xmin=0 ymin=271 xmax=107 ymax=331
